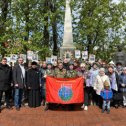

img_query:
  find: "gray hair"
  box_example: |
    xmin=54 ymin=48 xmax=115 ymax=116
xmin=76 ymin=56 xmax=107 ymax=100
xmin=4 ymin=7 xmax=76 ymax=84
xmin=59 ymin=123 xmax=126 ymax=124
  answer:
xmin=99 ymin=68 xmax=105 ymax=73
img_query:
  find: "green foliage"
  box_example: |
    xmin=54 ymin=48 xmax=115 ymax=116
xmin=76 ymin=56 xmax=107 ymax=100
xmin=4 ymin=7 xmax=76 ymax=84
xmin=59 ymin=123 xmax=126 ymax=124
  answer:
xmin=0 ymin=0 xmax=126 ymax=61
xmin=71 ymin=0 xmax=126 ymax=61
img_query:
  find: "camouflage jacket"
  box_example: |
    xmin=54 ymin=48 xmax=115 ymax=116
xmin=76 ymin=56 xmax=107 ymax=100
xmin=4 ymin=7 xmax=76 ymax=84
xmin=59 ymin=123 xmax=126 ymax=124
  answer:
xmin=46 ymin=69 xmax=54 ymax=77
xmin=54 ymin=68 xmax=67 ymax=78
xmin=66 ymin=70 xmax=78 ymax=78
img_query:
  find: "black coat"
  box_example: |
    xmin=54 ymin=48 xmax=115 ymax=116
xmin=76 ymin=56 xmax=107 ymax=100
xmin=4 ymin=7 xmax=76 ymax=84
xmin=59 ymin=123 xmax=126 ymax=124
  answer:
xmin=0 ymin=63 xmax=12 ymax=90
xmin=27 ymin=68 xmax=41 ymax=90
xmin=13 ymin=64 xmax=26 ymax=89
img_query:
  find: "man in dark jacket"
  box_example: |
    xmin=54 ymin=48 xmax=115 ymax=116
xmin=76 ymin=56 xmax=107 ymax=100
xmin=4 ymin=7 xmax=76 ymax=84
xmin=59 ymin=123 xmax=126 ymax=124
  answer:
xmin=13 ymin=58 xmax=26 ymax=111
xmin=0 ymin=58 xmax=12 ymax=113
xmin=27 ymin=61 xmax=41 ymax=108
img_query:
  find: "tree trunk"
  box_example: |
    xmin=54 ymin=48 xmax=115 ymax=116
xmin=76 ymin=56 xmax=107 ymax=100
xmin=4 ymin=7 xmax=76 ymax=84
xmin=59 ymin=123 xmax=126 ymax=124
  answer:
xmin=43 ymin=0 xmax=50 ymax=47
xmin=52 ymin=21 xmax=58 ymax=55
xmin=24 ymin=2 xmax=30 ymax=64
xmin=0 ymin=0 xmax=9 ymax=57
xmin=0 ymin=0 xmax=9 ymax=33
xmin=51 ymin=1 xmax=58 ymax=55
xmin=87 ymin=35 xmax=93 ymax=53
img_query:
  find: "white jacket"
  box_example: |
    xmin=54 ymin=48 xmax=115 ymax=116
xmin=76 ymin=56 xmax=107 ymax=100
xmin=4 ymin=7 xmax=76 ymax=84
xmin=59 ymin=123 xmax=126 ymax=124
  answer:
xmin=94 ymin=74 xmax=110 ymax=95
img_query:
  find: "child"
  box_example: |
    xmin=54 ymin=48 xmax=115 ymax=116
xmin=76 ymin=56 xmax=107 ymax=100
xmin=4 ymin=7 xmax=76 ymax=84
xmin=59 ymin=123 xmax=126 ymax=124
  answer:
xmin=100 ymin=80 xmax=113 ymax=114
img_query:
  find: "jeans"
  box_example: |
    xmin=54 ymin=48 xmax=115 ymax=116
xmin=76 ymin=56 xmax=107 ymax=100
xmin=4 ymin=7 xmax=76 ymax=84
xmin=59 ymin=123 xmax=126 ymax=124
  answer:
xmin=102 ymin=100 xmax=110 ymax=110
xmin=14 ymin=89 xmax=23 ymax=108
xmin=0 ymin=90 xmax=10 ymax=108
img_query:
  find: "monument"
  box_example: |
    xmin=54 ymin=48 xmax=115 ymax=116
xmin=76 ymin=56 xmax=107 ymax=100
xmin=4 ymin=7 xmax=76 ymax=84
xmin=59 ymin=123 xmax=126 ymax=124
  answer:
xmin=60 ymin=0 xmax=76 ymax=60
xmin=113 ymin=45 xmax=126 ymax=66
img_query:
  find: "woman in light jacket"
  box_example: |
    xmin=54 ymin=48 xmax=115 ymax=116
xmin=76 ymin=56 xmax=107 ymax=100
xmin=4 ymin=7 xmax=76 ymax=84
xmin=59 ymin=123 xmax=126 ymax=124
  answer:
xmin=94 ymin=68 xmax=110 ymax=107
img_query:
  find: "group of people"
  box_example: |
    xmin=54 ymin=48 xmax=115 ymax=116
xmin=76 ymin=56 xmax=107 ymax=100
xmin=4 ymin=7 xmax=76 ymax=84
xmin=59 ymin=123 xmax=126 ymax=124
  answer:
xmin=0 ymin=57 xmax=126 ymax=114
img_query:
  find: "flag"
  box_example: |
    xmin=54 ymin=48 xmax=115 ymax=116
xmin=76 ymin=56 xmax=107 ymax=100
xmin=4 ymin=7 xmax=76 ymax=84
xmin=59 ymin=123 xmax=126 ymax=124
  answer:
xmin=46 ymin=77 xmax=84 ymax=104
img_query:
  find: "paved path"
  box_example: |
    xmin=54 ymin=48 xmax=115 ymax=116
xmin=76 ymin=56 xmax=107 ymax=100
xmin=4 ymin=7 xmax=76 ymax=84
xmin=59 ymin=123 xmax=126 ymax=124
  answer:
xmin=0 ymin=106 xmax=126 ymax=126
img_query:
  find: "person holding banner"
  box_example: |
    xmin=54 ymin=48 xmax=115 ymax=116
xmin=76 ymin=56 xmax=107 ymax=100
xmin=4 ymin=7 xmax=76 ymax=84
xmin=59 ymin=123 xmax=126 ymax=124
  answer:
xmin=67 ymin=62 xmax=78 ymax=78
xmin=27 ymin=61 xmax=41 ymax=108
xmin=78 ymin=63 xmax=89 ymax=110
xmin=54 ymin=62 xmax=67 ymax=110
xmin=44 ymin=63 xmax=54 ymax=111
xmin=66 ymin=62 xmax=78 ymax=110
xmin=54 ymin=62 xmax=67 ymax=78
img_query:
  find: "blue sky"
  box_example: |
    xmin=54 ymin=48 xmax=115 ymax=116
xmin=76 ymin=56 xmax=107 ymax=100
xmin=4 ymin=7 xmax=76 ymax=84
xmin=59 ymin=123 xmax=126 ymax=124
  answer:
xmin=113 ymin=0 xmax=120 ymax=3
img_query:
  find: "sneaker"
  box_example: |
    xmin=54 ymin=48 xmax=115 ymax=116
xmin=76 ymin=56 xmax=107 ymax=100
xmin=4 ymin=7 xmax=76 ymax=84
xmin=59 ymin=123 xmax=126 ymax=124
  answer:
xmin=42 ymin=100 xmax=45 ymax=106
xmin=84 ymin=106 xmax=88 ymax=111
xmin=44 ymin=105 xmax=48 ymax=111
xmin=123 ymin=103 xmax=126 ymax=106
xmin=81 ymin=104 xmax=84 ymax=109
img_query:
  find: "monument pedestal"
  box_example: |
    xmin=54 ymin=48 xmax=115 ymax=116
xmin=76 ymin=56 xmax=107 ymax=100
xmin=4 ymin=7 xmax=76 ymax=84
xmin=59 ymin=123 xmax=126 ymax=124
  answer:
xmin=60 ymin=46 xmax=76 ymax=59
xmin=114 ymin=51 xmax=126 ymax=66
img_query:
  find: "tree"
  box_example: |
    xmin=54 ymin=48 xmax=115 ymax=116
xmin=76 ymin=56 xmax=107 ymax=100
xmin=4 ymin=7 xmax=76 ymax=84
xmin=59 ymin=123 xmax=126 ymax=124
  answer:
xmin=0 ymin=0 xmax=11 ymax=57
xmin=73 ymin=0 xmax=126 ymax=61
xmin=0 ymin=0 xmax=126 ymax=61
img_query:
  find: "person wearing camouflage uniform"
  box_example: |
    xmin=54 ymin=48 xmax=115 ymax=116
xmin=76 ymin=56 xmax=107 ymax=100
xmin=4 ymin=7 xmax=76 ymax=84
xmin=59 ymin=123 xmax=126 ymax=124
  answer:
xmin=67 ymin=62 xmax=78 ymax=78
xmin=44 ymin=63 xmax=54 ymax=111
xmin=66 ymin=62 xmax=78 ymax=110
xmin=53 ymin=62 xmax=67 ymax=110
xmin=54 ymin=62 xmax=67 ymax=78
xmin=78 ymin=63 xmax=89 ymax=111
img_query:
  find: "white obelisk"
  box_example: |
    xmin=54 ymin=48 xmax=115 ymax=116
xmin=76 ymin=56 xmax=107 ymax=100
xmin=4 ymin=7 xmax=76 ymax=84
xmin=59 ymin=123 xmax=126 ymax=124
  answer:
xmin=60 ymin=0 xmax=76 ymax=58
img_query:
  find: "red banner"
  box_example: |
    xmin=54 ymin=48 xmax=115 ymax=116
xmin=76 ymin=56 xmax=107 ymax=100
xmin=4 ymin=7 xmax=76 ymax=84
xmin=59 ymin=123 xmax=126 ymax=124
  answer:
xmin=46 ymin=77 xmax=84 ymax=104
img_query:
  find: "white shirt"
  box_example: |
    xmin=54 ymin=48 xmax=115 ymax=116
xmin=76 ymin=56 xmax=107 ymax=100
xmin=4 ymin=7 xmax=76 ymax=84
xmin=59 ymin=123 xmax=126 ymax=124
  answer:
xmin=19 ymin=64 xmax=25 ymax=79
